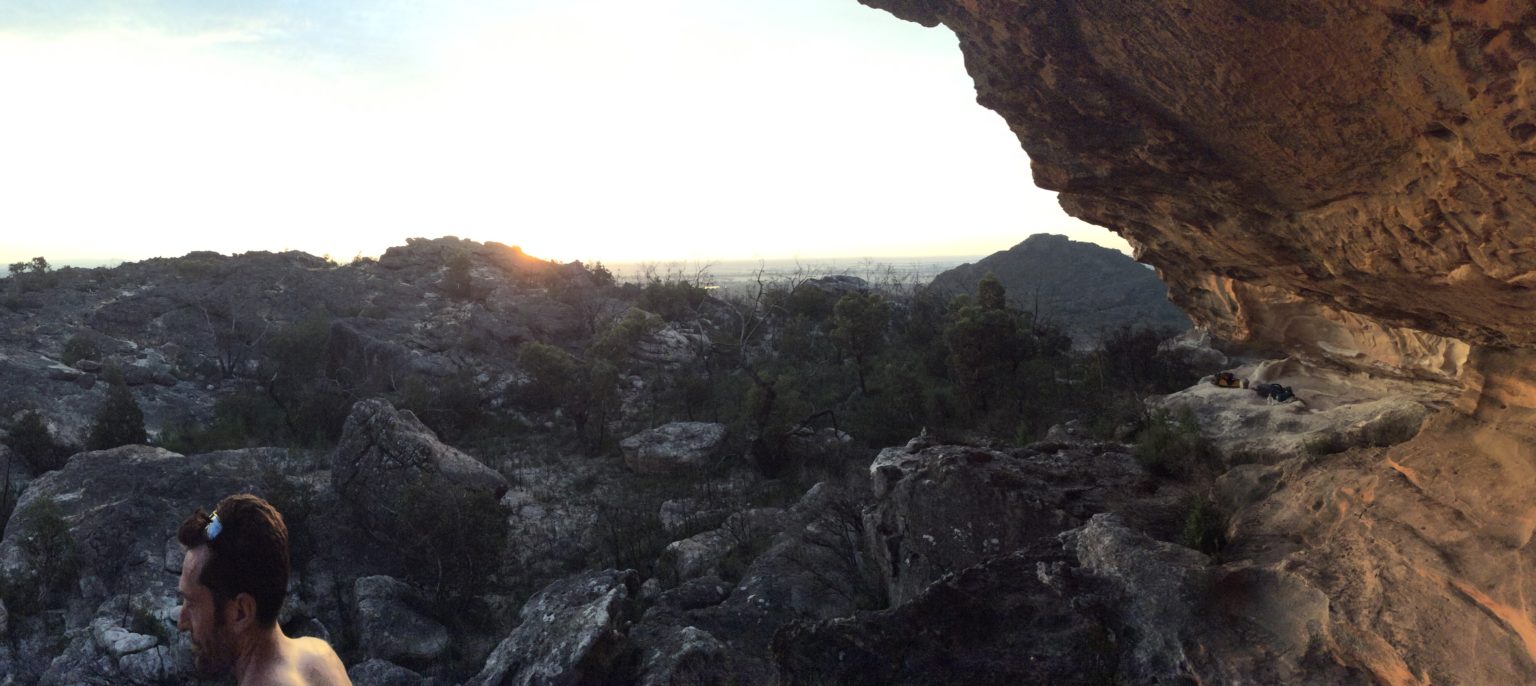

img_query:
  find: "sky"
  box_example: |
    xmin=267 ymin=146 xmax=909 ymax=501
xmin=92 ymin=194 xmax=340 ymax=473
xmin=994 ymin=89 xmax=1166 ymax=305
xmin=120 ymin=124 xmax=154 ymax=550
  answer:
xmin=0 ymin=0 xmax=1129 ymax=267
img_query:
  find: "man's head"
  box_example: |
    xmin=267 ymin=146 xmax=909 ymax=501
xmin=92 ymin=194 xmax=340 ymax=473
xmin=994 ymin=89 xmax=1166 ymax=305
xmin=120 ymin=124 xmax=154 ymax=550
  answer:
xmin=176 ymin=494 xmax=290 ymax=675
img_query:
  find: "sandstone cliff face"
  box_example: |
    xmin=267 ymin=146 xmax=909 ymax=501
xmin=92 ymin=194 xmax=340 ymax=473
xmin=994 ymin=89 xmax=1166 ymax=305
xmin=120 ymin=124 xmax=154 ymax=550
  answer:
xmin=862 ymin=0 xmax=1536 ymax=350
xmin=855 ymin=1 xmax=1536 ymax=683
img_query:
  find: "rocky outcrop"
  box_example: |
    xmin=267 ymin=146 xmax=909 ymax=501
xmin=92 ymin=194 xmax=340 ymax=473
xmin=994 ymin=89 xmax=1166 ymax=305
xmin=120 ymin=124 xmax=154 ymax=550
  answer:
xmin=626 ymin=483 xmax=883 ymax=685
xmin=331 ymin=398 xmax=509 ymax=537
xmin=0 ymin=445 xmax=302 ymax=684
xmin=468 ymin=569 xmax=639 ymax=686
xmin=1193 ymin=348 xmax=1536 ymax=685
xmin=656 ymin=507 xmax=787 ymax=585
xmin=928 ymin=233 xmax=1191 ymax=346
xmin=861 ymin=0 xmax=1536 ymax=352
xmin=1157 ymin=358 xmax=1443 ymax=466
xmin=774 ymin=542 xmax=1117 ymax=686
xmin=865 ymin=439 xmax=1179 ymax=605
xmin=619 ymin=422 xmax=727 ymax=475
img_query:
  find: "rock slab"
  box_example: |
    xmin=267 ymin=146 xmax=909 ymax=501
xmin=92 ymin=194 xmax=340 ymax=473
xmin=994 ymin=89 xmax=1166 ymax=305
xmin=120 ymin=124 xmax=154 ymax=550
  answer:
xmin=619 ymin=422 xmax=726 ymax=475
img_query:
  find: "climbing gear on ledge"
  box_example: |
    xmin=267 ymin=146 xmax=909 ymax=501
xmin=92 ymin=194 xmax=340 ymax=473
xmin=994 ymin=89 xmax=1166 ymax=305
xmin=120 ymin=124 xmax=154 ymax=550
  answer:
xmin=1213 ymin=371 xmax=1249 ymax=389
xmin=1253 ymin=383 xmax=1296 ymax=403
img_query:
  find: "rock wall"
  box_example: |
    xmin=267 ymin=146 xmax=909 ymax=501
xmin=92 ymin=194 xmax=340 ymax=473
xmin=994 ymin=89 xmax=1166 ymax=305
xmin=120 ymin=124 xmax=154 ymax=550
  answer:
xmin=860 ymin=0 xmax=1536 ymax=352
xmin=1209 ymin=349 xmax=1536 ymax=684
xmin=852 ymin=2 xmax=1536 ymax=683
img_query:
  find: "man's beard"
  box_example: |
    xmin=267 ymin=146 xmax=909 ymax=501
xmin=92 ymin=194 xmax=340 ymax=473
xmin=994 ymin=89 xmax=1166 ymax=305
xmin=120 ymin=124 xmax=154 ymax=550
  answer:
xmin=190 ymin=609 xmax=237 ymax=676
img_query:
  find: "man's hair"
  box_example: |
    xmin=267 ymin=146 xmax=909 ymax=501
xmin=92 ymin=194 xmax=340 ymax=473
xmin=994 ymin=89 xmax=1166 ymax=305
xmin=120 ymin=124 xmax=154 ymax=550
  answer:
xmin=177 ymin=493 xmax=290 ymax=626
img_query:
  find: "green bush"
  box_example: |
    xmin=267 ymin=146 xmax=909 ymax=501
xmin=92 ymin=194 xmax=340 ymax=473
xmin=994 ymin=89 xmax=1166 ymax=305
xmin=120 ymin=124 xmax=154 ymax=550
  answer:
xmin=1134 ymin=407 xmax=1211 ymax=477
xmin=157 ymin=389 xmax=288 ymax=454
xmin=395 ymin=371 xmax=489 ymax=445
xmin=396 ymin=480 xmax=508 ymax=604
xmin=1098 ymin=325 xmax=1195 ymax=394
xmin=60 ymin=335 xmax=100 ymax=366
xmin=88 ymin=370 xmax=147 ymax=450
xmin=261 ymin=313 xmax=351 ymax=447
xmin=5 ymin=410 xmax=69 ymax=472
xmin=638 ymin=278 xmax=708 ymax=322
xmin=130 ymin=603 xmax=172 ymax=643
xmin=1181 ymin=495 xmax=1227 ymax=555
xmin=590 ymin=309 xmax=662 ymax=364
xmin=514 ymin=342 xmax=584 ymax=413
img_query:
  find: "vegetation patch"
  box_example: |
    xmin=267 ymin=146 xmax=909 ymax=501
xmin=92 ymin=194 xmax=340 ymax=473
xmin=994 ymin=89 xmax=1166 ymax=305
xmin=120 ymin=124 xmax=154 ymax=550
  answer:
xmin=1134 ymin=406 xmax=1212 ymax=478
xmin=1181 ymin=495 xmax=1228 ymax=555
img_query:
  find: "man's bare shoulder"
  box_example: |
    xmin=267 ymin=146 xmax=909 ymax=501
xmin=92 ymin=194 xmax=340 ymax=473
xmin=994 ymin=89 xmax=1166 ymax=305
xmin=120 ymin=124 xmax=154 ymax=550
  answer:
xmin=293 ymin=636 xmax=350 ymax=686
xmin=242 ymin=637 xmax=349 ymax=686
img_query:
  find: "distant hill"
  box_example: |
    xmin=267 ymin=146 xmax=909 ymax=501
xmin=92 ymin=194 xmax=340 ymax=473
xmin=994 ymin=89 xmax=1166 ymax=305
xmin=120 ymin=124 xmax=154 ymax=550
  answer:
xmin=927 ymin=234 xmax=1191 ymax=347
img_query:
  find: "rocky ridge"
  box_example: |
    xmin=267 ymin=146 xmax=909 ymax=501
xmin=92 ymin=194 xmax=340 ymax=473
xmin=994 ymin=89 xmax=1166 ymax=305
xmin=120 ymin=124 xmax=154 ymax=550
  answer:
xmin=927 ymin=233 xmax=1191 ymax=346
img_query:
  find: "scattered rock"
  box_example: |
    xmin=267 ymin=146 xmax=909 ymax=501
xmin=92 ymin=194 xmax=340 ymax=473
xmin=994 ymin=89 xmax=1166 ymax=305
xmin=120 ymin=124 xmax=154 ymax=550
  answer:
xmin=658 ymin=497 xmax=728 ymax=535
xmin=468 ymin=569 xmax=639 ymax=686
xmin=619 ymin=422 xmax=727 ymax=475
xmin=658 ymin=508 xmax=786 ymax=585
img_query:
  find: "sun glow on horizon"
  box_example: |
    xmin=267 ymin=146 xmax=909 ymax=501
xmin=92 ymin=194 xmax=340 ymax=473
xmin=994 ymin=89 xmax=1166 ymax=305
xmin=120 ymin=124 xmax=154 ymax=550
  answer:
xmin=0 ymin=1 xmax=1127 ymax=269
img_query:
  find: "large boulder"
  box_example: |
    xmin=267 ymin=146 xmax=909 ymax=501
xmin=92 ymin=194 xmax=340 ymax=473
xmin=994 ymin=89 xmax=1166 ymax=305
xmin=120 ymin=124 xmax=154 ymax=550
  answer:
xmin=352 ymin=575 xmax=450 ymax=666
xmin=865 ymin=440 xmax=1173 ymax=605
xmin=628 ymin=483 xmax=881 ymax=685
xmin=1154 ymin=357 xmax=1443 ymax=466
xmin=468 ymin=569 xmax=639 ymax=686
xmin=619 ymin=422 xmax=727 ymax=475
xmin=331 ymin=398 xmax=509 ymax=537
xmin=774 ymin=542 xmax=1117 ymax=686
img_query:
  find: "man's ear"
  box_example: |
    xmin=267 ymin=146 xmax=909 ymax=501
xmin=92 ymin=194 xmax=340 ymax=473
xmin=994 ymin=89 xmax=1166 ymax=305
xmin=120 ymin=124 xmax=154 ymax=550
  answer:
xmin=226 ymin=592 xmax=259 ymax=632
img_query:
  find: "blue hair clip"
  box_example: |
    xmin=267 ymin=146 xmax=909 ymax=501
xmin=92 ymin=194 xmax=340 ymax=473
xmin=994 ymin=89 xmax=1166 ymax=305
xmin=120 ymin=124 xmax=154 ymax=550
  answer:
xmin=206 ymin=512 xmax=223 ymax=541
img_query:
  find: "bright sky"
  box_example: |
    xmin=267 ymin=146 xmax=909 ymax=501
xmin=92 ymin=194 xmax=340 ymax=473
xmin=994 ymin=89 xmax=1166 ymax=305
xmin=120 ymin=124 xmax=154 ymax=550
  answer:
xmin=0 ymin=0 xmax=1128 ymax=267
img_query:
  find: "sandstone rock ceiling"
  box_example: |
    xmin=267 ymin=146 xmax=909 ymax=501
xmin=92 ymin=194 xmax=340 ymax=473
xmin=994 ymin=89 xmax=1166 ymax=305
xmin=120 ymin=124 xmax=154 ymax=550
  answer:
xmin=863 ymin=0 xmax=1536 ymax=347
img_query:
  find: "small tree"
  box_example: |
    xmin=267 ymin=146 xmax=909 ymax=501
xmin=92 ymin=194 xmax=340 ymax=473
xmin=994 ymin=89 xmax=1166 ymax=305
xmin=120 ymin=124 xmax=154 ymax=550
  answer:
xmin=977 ymin=272 xmax=1007 ymax=311
xmin=830 ymin=291 xmax=890 ymax=393
xmin=944 ymin=299 xmax=1029 ymax=414
xmin=89 ymin=369 xmax=147 ymax=450
xmin=5 ymin=411 xmax=67 ymax=472
xmin=16 ymin=496 xmax=79 ymax=608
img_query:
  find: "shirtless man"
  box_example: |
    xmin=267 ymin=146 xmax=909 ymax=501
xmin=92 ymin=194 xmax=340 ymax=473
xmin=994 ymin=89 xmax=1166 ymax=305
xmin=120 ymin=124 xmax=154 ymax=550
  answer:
xmin=177 ymin=493 xmax=350 ymax=685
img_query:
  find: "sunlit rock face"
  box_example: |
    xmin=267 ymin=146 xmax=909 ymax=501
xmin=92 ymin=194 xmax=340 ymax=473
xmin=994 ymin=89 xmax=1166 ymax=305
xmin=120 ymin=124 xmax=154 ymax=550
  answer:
xmin=858 ymin=2 xmax=1536 ymax=683
xmin=862 ymin=0 xmax=1536 ymax=350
